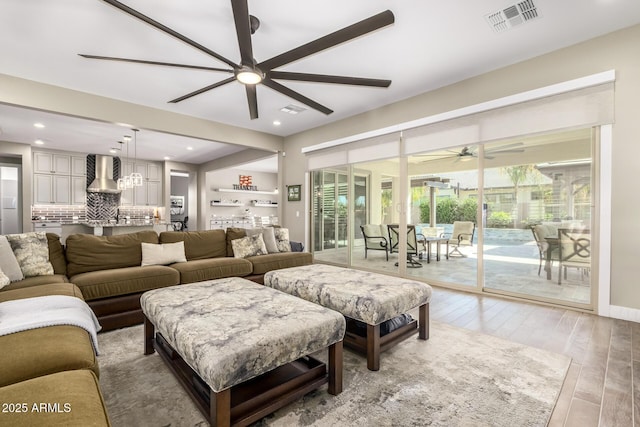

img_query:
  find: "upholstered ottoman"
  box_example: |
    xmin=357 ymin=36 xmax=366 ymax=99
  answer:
xmin=141 ymin=277 xmax=345 ymax=427
xmin=264 ymin=264 xmax=432 ymax=371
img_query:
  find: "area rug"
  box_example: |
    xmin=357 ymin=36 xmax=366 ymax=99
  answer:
xmin=97 ymin=321 xmax=570 ymax=427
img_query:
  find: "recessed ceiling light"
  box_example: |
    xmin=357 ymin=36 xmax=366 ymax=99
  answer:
xmin=186 ymin=147 xmax=193 ymax=151
xmin=34 ymin=139 xmax=44 ymax=145
xmin=273 ymin=120 xmax=281 ymax=126
xmin=109 ymin=148 xmax=118 ymax=154
xmin=33 ymin=123 xmax=45 ymax=128
xmin=164 ymin=156 xmax=170 ymax=160
xmin=123 ymin=135 xmax=132 ymax=142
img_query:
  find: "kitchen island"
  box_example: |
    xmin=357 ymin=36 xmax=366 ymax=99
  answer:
xmin=59 ymin=221 xmax=173 ymax=241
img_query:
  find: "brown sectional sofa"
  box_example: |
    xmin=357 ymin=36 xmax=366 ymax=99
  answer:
xmin=0 ymin=283 xmax=110 ymax=426
xmin=0 ymin=227 xmax=311 ymax=426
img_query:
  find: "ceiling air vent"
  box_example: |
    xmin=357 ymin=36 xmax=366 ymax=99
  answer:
xmin=485 ymin=0 xmax=539 ymax=33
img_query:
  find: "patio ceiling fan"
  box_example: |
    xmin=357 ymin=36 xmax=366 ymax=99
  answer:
xmin=80 ymin=0 xmax=394 ymax=119
xmin=418 ymin=143 xmax=525 ymax=162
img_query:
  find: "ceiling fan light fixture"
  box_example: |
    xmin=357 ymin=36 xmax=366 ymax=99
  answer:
xmin=236 ymin=66 xmax=264 ymax=85
xmin=459 ymin=155 xmax=474 ymax=162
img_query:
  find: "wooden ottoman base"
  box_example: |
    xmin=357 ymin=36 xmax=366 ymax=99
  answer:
xmin=145 ymin=316 xmax=343 ymax=427
xmin=344 ymin=303 xmax=429 ymax=371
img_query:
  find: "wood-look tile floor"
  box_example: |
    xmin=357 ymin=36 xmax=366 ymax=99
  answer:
xmin=428 ymin=286 xmax=638 ymax=427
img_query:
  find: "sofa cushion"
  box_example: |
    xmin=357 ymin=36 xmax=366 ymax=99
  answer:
xmin=159 ymin=230 xmax=226 ymax=260
xmin=170 ymin=257 xmax=253 ymax=284
xmin=65 ymin=230 xmax=159 ymax=277
xmin=0 ymin=370 xmax=111 ymax=427
xmin=0 ymin=235 xmax=24 ymax=282
xmin=225 ymin=227 xmax=247 ymax=256
xmin=0 ymin=325 xmax=98 ymax=387
xmin=0 ymin=282 xmax=83 ymax=303
xmin=141 ymin=241 xmax=187 ymax=266
xmin=5 ymin=232 xmax=54 ymax=277
xmin=0 ymin=274 xmax=68 ymax=292
xmin=247 ymin=252 xmax=313 ymax=275
xmin=231 ymin=234 xmax=268 ymax=258
xmin=46 ymin=232 xmax=67 ymax=276
xmin=70 ymin=265 xmax=179 ymax=301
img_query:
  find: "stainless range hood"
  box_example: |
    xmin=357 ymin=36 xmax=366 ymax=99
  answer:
xmin=87 ymin=155 xmax=121 ymax=194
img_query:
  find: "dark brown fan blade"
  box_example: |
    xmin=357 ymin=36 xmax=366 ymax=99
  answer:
xmin=231 ymin=0 xmax=254 ymax=67
xmin=258 ymin=10 xmax=394 ymax=71
xmin=245 ymin=84 xmax=258 ymax=119
xmin=78 ymin=54 xmax=234 ymax=73
xmin=269 ymin=71 xmax=390 ymax=87
xmin=101 ymin=0 xmax=238 ymax=69
xmin=168 ymin=77 xmax=236 ymax=103
xmin=262 ymin=79 xmax=333 ymax=115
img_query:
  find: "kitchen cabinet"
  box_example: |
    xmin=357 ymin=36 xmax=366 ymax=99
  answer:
xmin=34 ymin=174 xmax=70 ymax=204
xmin=71 ymin=176 xmax=87 ymax=205
xmin=120 ymin=160 xmax=163 ymax=206
xmin=71 ymin=156 xmax=87 ymax=176
xmin=33 ymin=152 xmax=71 ymax=175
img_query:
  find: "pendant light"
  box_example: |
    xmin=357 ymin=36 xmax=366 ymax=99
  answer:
xmin=129 ymin=129 xmax=143 ymax=187
xmin=116 ymin=138 xmax=130 ymax=190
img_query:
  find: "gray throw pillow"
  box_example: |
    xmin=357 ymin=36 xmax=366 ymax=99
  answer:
xmin=6 ymin=232 xmax=54 ymax=278
xmin=0 ymin=235 xmax=24 ymax=282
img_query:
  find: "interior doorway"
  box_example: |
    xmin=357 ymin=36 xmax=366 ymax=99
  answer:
xmin=170 ymin=171 xmax=189 ymax=231
xmin=0 ymin=163 xmax=22 ymax=234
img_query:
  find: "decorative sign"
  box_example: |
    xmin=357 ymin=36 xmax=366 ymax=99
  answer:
xmin=233 ymin=175 xmax=258 ymax=191
xmin=287 ymin=185 xmax=301 ymax=202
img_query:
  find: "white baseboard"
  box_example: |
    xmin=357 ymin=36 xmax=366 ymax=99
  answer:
xmin=606 ymin=305 xmax=640 ymax=323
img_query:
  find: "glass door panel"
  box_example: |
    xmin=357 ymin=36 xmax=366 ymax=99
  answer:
xmin=481 ymin=128 xmax=593 ymax=306
xmin=350 ymin=160 xmax=399 ymax=276
xmin=406 ymin=148 xmax=479 ymax=287
xmin=311 ymin=167 xmax=349 ymax=265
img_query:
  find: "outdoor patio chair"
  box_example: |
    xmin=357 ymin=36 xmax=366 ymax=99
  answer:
xmin=360 ymin=224 xmax=389 ymax=261
xmin=446 ymin=221 xmax=475 ymax=257
xmin=531 ymin=224 xmax=559 ymax=276
xmin=558 ymin=228 xmax=591 ymax=285
xmin=388 ymin=224 xmax=424 ymax=268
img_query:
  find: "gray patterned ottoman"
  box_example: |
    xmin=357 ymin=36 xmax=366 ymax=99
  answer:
xmin=141 ymin=277 xmax=346 ymax=427
xmin=264 ymin=264 xmax=432 ymax=371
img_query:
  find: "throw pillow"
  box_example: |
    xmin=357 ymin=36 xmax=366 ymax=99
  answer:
xmin=5 ymin=232 xmax=54 ymax=278
xmin=0 ymin=268 xmax=10 ymax=289
xmin=274 ymin=228 xmax=291 ymax=252
xmin=246 ymin=227 xmax=279 ymax=253
xmin=141 ymin=241 xmax=187 ymax=266
xmin=231 ymin=234 xmax=268 ymax=259
xmin=225 ymin=227 xmax=247 ymax=257
xmin=0 ymin=235 xmax=24 ymax=282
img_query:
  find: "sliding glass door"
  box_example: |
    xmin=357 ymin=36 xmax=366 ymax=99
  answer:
xmin=312 ymin=168 xmax=349 ymax=265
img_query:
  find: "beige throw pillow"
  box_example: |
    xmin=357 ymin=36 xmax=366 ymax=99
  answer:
xmin=0 ymin=235 xmax=24 ymax=282
xmin=141 ymin=241 xmax=187 ymax=266
xmin=231 ymin=234 xmax=268 ymax=258
xmin=5 ymin=232 xmax=54 ymax=278
xmin=246 ymin=227 xmax=279 ymax=253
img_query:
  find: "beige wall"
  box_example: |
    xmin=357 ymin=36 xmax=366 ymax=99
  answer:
xmin=282 ymin=24 xmax=640 ymax=311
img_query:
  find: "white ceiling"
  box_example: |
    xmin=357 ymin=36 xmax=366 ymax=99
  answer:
xmin=1 ymin=0 xmax=640 ymax=169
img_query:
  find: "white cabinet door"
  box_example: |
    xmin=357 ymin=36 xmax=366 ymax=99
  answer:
xmin=120 ymin=187 xmax=134 ymax=206
xmin=71 ymin=176 xmax=86 ymax=205
xmin=146 ymin=181 xmax=162 ymax=206
xmin=34 ymin=152 xmax=54 ymax=174
xmin=71 ymin=156 xmax=86 ymax=176
xmin=53 ymin=175 xmax=70 ymax=204
xmin=34 ymin=174 xmax=53 ymax=204
xmin=53 ymin=155 xmax=71 ymax=175
xmin=134 ymin=182 xmax=148 ymax=205
xmin=146 ymin=162 xmax=162 ymax=181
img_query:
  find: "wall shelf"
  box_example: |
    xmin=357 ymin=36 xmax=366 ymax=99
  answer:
xmin=210 ymin=202 xmax=243 ymax=207
xmin=253 ymin=203 xmax=278 ymax=208
xmin=215 ymin=188 xmax=278 ymax=195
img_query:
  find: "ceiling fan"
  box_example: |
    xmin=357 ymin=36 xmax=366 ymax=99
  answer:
xmin=80 ymin=0 xmax=395 ymax=120
xmin=417 ymin=143 xmax=525 ymax=162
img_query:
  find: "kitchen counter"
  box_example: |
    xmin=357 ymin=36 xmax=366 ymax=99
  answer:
xmin=79 ymin=221 xmax=173 ymax=236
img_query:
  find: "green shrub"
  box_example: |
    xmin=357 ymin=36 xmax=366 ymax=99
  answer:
xmin=436 ymin=198 xmax=459 ymax=224
xmin=458 ymin=198 xmax=478 ymax=222
xmin=419 ymin=202 xmax=430 ymax=223
xmin=487 ymin=211 xmax=512 ymax=228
